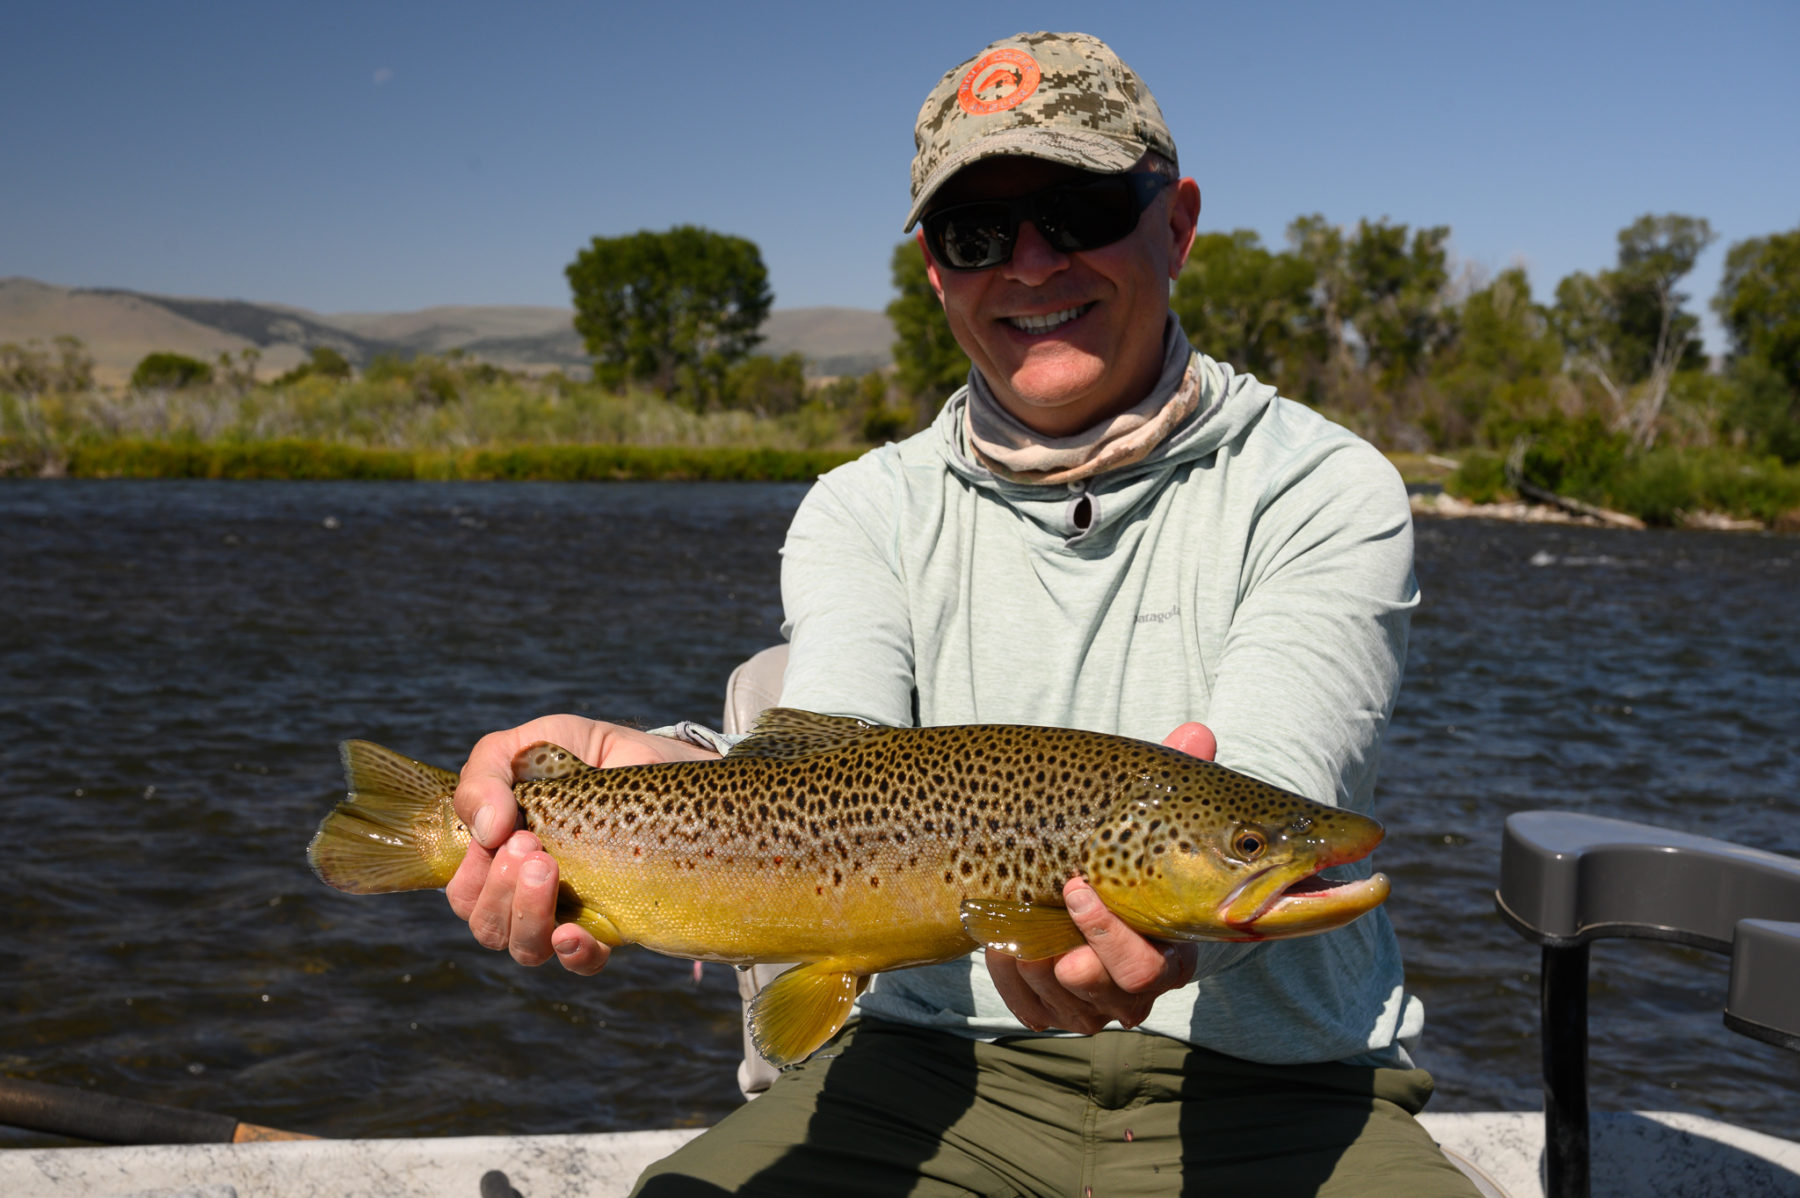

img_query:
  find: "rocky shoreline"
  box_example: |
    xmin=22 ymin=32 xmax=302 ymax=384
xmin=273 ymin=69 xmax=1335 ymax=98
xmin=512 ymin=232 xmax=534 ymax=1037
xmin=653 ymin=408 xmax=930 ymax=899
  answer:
xmin=1408 ymin=489 xmax=1774 ymax=532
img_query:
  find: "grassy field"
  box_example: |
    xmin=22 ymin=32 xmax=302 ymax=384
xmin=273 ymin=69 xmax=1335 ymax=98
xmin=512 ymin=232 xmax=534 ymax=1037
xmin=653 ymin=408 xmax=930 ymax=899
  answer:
xmin=0 ymin=368 xmax=881 ymax=481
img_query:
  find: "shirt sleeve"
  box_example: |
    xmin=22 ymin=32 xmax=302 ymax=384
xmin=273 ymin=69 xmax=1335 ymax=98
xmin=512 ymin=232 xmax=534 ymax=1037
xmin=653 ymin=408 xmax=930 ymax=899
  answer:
xmin=776 ymin=452 xmax=919 ymax=727
xmin=1202 ymin=439 xmax=1419 ymax=813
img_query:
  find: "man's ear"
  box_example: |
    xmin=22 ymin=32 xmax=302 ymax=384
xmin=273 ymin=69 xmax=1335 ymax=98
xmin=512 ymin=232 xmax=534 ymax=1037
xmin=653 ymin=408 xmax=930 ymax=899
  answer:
xmin=1166 ymin=178 xmax=1201 ymax=279
xmin=917 ymin=229 xmax=946 ymax=304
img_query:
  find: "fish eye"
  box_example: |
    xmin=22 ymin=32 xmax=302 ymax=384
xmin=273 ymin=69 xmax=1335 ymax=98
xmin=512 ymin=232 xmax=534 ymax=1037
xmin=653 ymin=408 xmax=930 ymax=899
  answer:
xmin=1232 ymin=830 xmax=1267 ymax=860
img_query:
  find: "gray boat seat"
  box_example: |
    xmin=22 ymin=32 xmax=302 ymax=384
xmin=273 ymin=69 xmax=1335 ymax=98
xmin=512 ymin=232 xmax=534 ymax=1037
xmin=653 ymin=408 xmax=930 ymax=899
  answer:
xmin=717 ymin=645 xmax=1509 ymax=1196
xmin=1495 ymin=811 xmax=1800 ymax=1198
xmin=720 ymin=644 xmax=795 ymax=1102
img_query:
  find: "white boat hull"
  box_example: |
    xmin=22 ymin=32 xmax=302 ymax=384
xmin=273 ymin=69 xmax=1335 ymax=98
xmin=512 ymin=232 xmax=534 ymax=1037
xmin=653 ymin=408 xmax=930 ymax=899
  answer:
xmin=4 ymin=1111 xmax=1796 ymax=1198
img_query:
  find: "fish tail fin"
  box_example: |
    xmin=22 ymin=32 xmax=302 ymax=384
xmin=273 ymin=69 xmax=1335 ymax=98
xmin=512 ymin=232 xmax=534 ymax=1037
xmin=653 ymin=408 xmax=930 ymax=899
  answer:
xmin=308 ymin=741 xmax=468 ymax=894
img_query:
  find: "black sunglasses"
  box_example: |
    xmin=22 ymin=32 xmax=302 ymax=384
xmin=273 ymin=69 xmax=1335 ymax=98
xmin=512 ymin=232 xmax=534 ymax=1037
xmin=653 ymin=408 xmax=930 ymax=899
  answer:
xmin=922 ymin=171 xmax=1173 ymax=272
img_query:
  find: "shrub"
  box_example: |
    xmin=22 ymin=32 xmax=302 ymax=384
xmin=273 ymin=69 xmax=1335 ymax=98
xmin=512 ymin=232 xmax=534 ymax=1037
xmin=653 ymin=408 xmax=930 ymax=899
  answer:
xmin=1487 ymin=413 xmax=1630 ymax=500
xmin=131 ymin=352 xmax=215 ymax=391
xmin=276 ymin=345 xmax=355 ymax=385
xmin=1721 ymin=355 xmax=1800 ymax=463
xmin=1446 ymin=451 xmax=1509 ymax=504
xmin=1601 ymin=449 xmax=1800 ymax=525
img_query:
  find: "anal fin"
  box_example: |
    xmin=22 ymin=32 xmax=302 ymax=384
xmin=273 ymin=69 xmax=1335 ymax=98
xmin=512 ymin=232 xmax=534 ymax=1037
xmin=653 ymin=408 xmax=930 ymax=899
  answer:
xmin=960 ymin=899 xmax=1085 ymax=961
xmin=745 ymin=961 xmax=865 ymax=1066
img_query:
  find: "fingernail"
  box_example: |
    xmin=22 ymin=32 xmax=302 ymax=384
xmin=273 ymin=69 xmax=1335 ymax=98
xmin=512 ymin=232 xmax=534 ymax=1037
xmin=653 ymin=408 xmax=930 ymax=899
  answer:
xmin=473 ymin=807 xmax=496 ymax=847
xmin=1066 ymin=886 xmax=1097 ymax=916
xmin=553 ymin=937 xmax=579 ymax=957
xmin=521 ymin=859 xmax=551 ymax=887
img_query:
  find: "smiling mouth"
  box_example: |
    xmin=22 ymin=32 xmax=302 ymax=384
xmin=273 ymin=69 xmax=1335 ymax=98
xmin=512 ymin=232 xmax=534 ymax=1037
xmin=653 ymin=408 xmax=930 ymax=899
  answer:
xmin=1004 ymin=303 xmax=1094 ymax=335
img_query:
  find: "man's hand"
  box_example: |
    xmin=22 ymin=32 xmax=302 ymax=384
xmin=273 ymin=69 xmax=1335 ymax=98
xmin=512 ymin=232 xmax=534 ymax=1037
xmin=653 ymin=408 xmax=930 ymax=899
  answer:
xmin=984 ymin=720 xmax=1217 ymax=1033
xmin=446 ymin=715 xmax=717 ymax=974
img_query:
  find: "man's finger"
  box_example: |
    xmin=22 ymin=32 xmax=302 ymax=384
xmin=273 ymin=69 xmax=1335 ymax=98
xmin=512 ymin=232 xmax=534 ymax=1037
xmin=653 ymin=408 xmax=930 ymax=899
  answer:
xmin=984 ymin=951 xmax=1054 ymax=1032
xmin=551 ymin=923 xmax=611 ymax=976
xmin=508 ymin=850 xmax=561 ymax=966
xmin=455 ymin=748 xmax=520 ymax=851
xmin=1062 ymin=878 xmax=1172 ymax=995
xmin=467 ymin=830 xmax=540 ymax=950
xmin=1162 ymin=721 xmax=1216 ymax=761
xmin=446 ymin=837 xmax=497 ymax=921
xmin=1015 ymin=955 xmax=1108 ymax=1035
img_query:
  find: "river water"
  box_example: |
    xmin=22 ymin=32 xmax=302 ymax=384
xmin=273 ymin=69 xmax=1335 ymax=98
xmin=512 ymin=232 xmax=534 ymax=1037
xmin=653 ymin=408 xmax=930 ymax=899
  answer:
xmin=2 ymin=480 xmax=1795 ymax=1148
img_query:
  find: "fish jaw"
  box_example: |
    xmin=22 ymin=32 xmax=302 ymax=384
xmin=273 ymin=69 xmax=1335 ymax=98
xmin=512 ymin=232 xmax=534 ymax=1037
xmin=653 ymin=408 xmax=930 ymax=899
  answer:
xmin=1221 ymin=868 xmax=1391 ymax=941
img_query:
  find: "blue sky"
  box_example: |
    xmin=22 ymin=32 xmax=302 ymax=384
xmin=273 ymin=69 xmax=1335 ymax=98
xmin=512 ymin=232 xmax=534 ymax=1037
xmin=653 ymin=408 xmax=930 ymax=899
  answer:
xmin=5 ymin=2 xmax=1795 ymax=350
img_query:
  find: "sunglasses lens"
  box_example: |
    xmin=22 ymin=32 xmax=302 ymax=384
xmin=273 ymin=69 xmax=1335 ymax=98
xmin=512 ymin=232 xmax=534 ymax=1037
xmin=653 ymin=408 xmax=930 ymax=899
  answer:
xmin=930 ymin=207 xmax=1013 ymax=270
xmin=1039 ymin=180 xmax=1139 ymax=251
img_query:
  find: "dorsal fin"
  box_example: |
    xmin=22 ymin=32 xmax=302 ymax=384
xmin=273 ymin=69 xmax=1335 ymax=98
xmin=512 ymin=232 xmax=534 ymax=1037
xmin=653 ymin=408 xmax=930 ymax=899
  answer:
xmin=727 ymin=708 xmax=880 ymax=760
xmin=512 ymin=742 xmax=593 ymax=782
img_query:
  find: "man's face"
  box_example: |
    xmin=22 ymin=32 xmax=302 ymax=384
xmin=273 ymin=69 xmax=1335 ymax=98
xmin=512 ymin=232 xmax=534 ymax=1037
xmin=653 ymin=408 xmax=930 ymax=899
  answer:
xmin=920 ymin=156 xmax=1200 ymax=437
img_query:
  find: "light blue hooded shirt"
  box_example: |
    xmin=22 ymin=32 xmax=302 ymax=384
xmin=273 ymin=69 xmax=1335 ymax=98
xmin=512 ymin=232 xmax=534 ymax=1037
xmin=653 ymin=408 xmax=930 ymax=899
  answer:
xmin=772 ymin=334 xmax=1424 ymax=1067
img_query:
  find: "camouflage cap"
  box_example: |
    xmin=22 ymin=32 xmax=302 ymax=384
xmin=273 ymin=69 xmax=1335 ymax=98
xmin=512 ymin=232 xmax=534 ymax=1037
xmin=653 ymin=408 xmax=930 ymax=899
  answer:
xmin=903 ymin=31 xmax=1178 ymax=231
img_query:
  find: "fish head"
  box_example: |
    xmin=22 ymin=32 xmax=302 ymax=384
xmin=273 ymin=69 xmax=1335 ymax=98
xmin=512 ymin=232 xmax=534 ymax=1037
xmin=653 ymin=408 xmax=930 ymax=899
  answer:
xmin=1083 ymin=761 xmax=1389 ymax=942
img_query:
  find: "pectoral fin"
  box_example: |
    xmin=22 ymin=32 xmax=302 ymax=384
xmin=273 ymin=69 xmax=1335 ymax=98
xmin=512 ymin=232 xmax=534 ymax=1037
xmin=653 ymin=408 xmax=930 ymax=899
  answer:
xmin=960 ymin=899 xmax=1085 ymax=961
xmin=745 ymin=961 xmax=867 ymax=1066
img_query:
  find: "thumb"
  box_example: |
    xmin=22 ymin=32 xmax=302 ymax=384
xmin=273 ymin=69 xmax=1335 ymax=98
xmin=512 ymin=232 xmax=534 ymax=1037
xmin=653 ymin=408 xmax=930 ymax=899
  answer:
xmin=1064 ymin=876 xmax=1120 ymax=941
xmin=1163 ymin=721 xmax=1216 ymax=761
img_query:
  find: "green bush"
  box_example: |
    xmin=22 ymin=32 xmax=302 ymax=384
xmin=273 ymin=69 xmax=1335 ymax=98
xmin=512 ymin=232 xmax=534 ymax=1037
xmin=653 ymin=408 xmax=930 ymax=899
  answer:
xmin=1487 ymin=413 xmax=1631 ymax=500
xmin=1721 ymin=355 xmax=1800 ymax=463
xmin=130 ymin=352 xmax=214 ymax=391
xmin=1601 ymin=449 xmax=1800 ymax=525
xmin=276 ymin=345 xmax=355 ymax=385
xmin=365 ymin=353 xmax=461 ymax=404
xmin=1446 ymin=451 xmax=1509 ymax=504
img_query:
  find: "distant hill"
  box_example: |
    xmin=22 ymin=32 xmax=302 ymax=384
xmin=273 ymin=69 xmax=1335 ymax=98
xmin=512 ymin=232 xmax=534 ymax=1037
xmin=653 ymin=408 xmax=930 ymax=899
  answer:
xmin=0 ymin=277 xmax=894 ymax=386
xmin=759 ymin=308 xmax=895 ymax=379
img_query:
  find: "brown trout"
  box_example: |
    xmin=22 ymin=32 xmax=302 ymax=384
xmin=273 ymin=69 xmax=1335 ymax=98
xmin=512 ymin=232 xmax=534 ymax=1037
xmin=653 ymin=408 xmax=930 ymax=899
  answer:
xmin=308 ymin=709 xmax=1390 ymax=1065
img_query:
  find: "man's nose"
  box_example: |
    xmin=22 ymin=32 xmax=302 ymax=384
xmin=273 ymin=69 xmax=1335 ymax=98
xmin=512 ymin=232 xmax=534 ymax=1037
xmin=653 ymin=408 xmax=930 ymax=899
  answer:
xmin=1003 ymin=218 xmax=1070 ymax=284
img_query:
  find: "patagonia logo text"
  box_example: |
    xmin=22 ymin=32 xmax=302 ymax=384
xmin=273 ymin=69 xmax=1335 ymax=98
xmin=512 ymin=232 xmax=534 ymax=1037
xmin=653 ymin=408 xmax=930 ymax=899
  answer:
xmin=1136 ymin=605 xmax=1181 ymax=625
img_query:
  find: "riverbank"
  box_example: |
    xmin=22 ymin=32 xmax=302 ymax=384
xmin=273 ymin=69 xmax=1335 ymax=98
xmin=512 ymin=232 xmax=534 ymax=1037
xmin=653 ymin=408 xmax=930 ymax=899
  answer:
xmin=3 ymin=437 xmax=859 ymax=482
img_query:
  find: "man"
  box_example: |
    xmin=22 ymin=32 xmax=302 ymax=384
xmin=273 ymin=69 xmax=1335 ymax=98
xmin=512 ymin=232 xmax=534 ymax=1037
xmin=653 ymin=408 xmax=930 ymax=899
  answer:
xmin=449 ymin=31 xmax=1479 ymax=1197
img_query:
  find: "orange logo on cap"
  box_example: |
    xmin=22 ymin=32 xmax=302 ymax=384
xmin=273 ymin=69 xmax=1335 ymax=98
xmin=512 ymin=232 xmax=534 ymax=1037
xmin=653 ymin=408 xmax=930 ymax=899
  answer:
xmin=957 ymin=49 xmax=1041 ymax=115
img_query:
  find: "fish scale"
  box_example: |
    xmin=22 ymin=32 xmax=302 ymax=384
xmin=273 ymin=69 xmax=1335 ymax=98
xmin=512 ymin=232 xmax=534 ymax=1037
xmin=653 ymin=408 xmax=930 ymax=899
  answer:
xmin=309 ymin=708 xmax=1390 ymax=1066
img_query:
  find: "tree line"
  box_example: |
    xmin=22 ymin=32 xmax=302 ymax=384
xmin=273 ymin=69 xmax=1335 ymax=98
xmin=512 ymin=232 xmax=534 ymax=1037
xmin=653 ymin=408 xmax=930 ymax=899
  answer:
xmin=12 ymin=216 xmax=1793 ymax=473
xmin=887 ymin=213 xmax=1799 ymax=467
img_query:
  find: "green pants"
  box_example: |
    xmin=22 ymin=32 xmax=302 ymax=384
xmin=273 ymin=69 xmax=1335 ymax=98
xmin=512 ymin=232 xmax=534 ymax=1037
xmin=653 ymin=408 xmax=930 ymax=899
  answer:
xmin=634 ymin=1017 xmax=1480 ymax=1197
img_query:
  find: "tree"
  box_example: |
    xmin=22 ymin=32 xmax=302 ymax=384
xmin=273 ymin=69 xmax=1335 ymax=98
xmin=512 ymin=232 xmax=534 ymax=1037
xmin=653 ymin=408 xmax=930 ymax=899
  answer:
xmin=1343 ymin=219 xmax=1456 ymax=385
xmin=1713 ymin=227 xmax=1800 ymax=459
xmin=1 ymin=336 xmax=95 ymax=394
xmin=886 ymin=239 xmax=969 ymax=401
xmin=566 ymin=225 xmax=772 ymax=398
xmin=276 ymin=345 xmax=354 ymax=386
xmin=716 ymin=352 xmax=809 ymax=416
xmin=1429 ymin=267 xmax=1562 ymax=444
xmin=1551 ymin=213 xmax=1713 ymax=447
xmin=131 ymin=351 xmax=214 ymax=391
xmin=1714 ymin=227 xmax=1800 ymax=392
xmin=1171 ymin=231 xmax=1315 ymax=383
xmin=1286 ymin=215 xmax=1354 ymax=386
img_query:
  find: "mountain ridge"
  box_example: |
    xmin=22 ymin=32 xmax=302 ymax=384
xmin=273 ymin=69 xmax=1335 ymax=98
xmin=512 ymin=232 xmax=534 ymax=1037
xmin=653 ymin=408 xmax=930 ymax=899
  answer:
xmin=0 ymin=277 xmax=894 ymax=385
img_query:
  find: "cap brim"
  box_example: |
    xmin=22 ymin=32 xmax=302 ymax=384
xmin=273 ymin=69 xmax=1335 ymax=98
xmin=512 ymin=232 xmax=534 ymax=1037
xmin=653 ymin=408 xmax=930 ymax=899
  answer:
xmin=902 ymin=129 xmax=1148 ymax=231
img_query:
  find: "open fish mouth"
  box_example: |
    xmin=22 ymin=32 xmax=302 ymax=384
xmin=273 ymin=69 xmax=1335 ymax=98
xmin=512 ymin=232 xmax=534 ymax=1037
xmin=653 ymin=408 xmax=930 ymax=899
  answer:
xmin=1221 ymin=862 xmax=1392 ymax=940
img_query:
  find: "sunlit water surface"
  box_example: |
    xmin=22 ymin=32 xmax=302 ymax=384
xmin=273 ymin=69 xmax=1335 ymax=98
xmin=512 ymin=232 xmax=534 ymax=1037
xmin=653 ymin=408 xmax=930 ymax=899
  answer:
xmin=2 ymin=480 xmax=1795 ymax=1147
